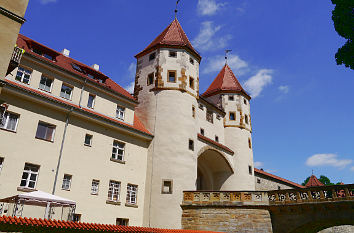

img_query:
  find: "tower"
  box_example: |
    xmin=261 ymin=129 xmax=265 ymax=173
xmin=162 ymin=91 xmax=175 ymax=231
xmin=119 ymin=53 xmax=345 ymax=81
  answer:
xmin=202 ymin=64 xmax=255 ymax=190
xmin=134 ymin=18 xmax=201 ymax=228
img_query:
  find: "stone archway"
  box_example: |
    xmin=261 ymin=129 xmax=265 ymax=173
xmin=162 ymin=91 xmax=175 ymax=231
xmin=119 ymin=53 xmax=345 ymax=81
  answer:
xmin=196 ymin=147 xmax=234 ymax=191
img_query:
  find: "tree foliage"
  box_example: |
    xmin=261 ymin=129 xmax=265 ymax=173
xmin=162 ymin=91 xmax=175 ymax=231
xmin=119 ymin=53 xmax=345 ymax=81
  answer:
xmin=331 ymin=0 xmax=354 ymax=69
xmin=302 ymin=175 xmax=337 ymax=186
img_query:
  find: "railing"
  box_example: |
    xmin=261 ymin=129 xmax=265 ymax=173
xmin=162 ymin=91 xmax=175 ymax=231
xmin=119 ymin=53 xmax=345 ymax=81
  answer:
xmin=10 ymin=46 xmax=24 ymax=64
xmin=182 ymin=191 xmax=269 ymax=206
xmin=182 ymin=184 xmax=354 ymax=207
xmin=268 ymin=184 xmax=354 ymax=205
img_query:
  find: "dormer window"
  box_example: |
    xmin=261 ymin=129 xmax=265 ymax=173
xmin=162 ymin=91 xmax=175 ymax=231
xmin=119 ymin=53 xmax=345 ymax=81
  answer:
xmin=116 ymin=106 xmax=125 ymax=121
xmin=32 ymin=47 xmax=54 ymax=61
xmin=169 ymin=51 xmax=177 ymax=58
xmin=72 ymin=63 xmax=83 ymax=73
xmin=149 ymin=52 xmax=156 ymax=61
xmin=189 ymin=57 xmax=194 ymax=65
xmin=168 ymin=70 xmax=176 ymax=83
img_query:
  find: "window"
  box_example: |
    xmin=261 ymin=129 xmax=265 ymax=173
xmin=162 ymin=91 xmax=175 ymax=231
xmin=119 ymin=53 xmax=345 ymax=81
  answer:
xmin=0 ymin=157 xmax=3 ymax=173
xmin=112 ymin=140 xmax=125 ymax=161
xmin=189 ymin=139 xmax=194 ymax=151
xmin=257 ymin=178 xmax=261 ymax=184
xmin=216 ymin=114 xmax=221 ymax=120
xmin=73 ymin=214 xmax=81 ymax=222
xmin=91 ymin=180 xmax=99 ymax=195
xmin=126 ymin=184 xmax=138 ymax=205
xmin=244 ymin=99 xmax=247 ymax=105
xmin=15 ymin=67 xmax=32 ymax=84
xmin=229 ymin=112 xmax=236 ymax=121
xmin=206 ymin=110 xmax=213 ymax=123
xmin=62 ymin=174 xmax=72 ymax=190
xmin=0 ymin=108 xmax=19 ymax=132
xmin=35 ymin=121 xmax=55 ymax=142
xmin=189 ymin=77 xmax=194 ymax=89
xmin=147 ymin=73 xmax=154 ymax=86
xmin=116 ymin=218 xmax=129 ymax=226
xmin=215 ymin=135 xmax=219 ymax=142
xmin=60 ymin=84 xmax=73 ymax=100
xmin=87 ymin=94 xmax=95 ymax=109
xmin=192 ymin=106 xmax=195 ymax=118
xmin=228 ymin=95 xmax=234 ymax=101
xmin=200 ymin=128 xmax=204 ymax=136
xmin=20 ymin=164 xmax=39 ymax=189
xmin=245 ymin=115 xmax=249 ymax=124
xmin=198 ymin=103 xmax=204 ymax=110
xmin=248 ymin=138 xmax=252 ymax=149
xmin=116 ymin=106 xmax=125 ymax=121
xmin=169 ymin=51 xmax=177 ymax=58
xmin=149 ymin=52 xmax=156 ymax=61
xmin=71 ymin=63 xmax=83 ymax=73
xmin=108 ymin=180 xmax=121 ymax=202
xmin=161 ymin=180 xmax=173 ymax=194
xmin=189 ymin=57 xmax=194 ymax=65
xmin=39 ymin=75 xmax=53 ymax=92
xmin=84 ymin=134 xmax=93 ymax=146
xmin=248 ymin=165 xmax=252 ymax=175
xmin=168 ymin=70 xmax=176 ymax=82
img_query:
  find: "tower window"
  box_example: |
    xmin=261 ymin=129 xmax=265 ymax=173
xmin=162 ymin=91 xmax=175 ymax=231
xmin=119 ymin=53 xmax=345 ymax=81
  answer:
xmin=206 ymin=110 xmax=213 ymax=123
xmin=228 ymin=95 xmax=234 ymax=101
xmin=257 ymin=178 xmax=261 ymax=184
xmin=192 ymin=106 xmax=195 ymax=118
xmin=189 ymin=139 xmax=194 ymax=151
xmin=168 ymin=70 xmax=176 ymax=83
xmin=229 ymin=112 xmax=236 ymax=121
xmin=244 ymin=99 xmax=247 ymax=105
xmin=198 ymin=103 xmax=204 ymax=110
xmin=84 ymin=134 xmax=93 ymax=146
xmin=248 ymin=138 xmax=252 ymax=149
xmin=248 ymin=165 xmax=253 ymax=175
xmin=189 ymin=77 xmax=194 ymax=89
xmin=216 ymin=114 xmax=221 ymax=120
xmin=215 ymin=135 xmax=219 ymax=142
xmin=189 ymin=57 xmax=194 ymax=65
xmin=200 ymin=128 xmax=204 ymax=136
xmin=162 ymin=180 xmax=173 ymax=194
xmin=169 ymin=51 xmax=177 ymax=58
xmin=245 ymin=115 xmax=249 ymax=124
xmin=147 ymin=73 xmax=154 ymax=86
xmin=149 ymin=52 xmax=156 ymax=61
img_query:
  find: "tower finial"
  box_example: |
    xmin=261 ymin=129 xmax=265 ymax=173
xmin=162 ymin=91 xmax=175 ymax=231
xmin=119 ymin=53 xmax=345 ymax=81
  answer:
xmin=225 ymin=49 xmax=232 ymax=64
xmin=175 ymin=0 xmax=181 ymax=18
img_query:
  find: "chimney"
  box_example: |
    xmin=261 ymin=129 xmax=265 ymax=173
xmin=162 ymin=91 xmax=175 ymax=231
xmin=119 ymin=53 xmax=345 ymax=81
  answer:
xmin=91 ymin=64 xmax=99 ymax=71
xmin=61 ymin=49 xmax=70 ymax=57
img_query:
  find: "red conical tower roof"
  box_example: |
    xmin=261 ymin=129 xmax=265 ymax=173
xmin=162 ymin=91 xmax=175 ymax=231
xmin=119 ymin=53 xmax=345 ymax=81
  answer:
xmin=135 ymin=18 xmax=200 ymax=60
xmin=305 ymin=175 xmax=324 ymax=187
xmin=202 ymin=64 xmax=250 ymax=99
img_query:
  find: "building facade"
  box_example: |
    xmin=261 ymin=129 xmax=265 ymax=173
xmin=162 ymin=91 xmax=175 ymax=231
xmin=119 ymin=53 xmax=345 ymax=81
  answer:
xmin=0 ymin=17 xmax=258 ymax=228
xmin=254 ymin=168 xmax=304 ymax=191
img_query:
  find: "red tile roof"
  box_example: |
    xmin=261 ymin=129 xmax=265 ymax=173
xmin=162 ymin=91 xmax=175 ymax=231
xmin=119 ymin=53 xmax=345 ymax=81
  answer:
xmin=16 ymin=34 xmax=136 ymax=102
xmin=197 ymin=134 xmax=234 ymax=155
xmin=254 ymin=168 xmax=305 ymax=189
xmin=135 ymin=18 xmax=201 ymax=60
xmin=0 ymin=216 xmax=220 ymax=233
xmin=5 ymin=80 xmax=152 ymax=137
xmin=202 ymin=64 xmax=250 ymax=99
xmin=305 ymin=175 xmax=324 ymax=187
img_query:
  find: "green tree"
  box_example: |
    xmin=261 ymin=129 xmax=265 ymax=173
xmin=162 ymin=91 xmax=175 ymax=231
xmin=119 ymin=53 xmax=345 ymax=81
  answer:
xmin=331 ymin=0 xmax=354 ymax=70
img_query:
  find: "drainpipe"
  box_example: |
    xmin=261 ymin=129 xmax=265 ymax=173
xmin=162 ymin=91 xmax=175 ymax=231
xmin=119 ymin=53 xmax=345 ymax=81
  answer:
xmin=51 ymin=107 xmax=73 ymax=195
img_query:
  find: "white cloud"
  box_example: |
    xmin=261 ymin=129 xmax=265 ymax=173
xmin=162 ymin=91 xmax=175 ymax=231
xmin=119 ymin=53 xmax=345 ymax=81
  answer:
xmin=278 ymin=85 xmax=289 ymax=94
xmin=192 ymin=21 xmax=231 ymax=52
xmin=351 ymin=166 xmax=354 ymax=172
xmin=254 ymin=161 xmax=263 ymax=168
xmin=202 ymin=54 xmax=248 ymax=75
xmin=306 ymin=153 xmax=352 ymax=169
xmin=197 ymin=0 xmax=225 ymax=16
xmin=124 ymin=81 xmax=135 ymax=94
xmin=244 ymin=69 xmax=273 ymax=98
xmin=40 ymin=0 xmax=56 ymax=4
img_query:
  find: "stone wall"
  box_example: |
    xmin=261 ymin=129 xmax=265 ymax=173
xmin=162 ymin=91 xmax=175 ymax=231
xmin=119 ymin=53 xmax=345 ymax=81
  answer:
xmin=318 ymin=225 xmax=354 ymax=233
xmin=255 ymin=173 xmax=296 ymax=191
xmin=182 ymin=207 xmax=272 ymax=233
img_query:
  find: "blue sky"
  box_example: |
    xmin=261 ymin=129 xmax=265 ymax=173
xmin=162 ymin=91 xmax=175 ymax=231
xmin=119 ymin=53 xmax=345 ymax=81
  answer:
xmin=20 ymin=0 xmax=353 ymax=184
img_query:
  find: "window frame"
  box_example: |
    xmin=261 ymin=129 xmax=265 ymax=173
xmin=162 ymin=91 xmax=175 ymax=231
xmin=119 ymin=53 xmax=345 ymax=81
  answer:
xmin=228 ymin=95 xmax=234 ymax=101
xmin=229 ymin=112 xmax=236 ymax=121
xmin=84 ymin=134 xmax=93 ymax=146
xmin=248 ymin=138 xmax=252 ymax=149
xmin=87 ymin=94 xmax=96 ymax=109
xmin=116 ymin=106 xmax=125 ymax=121
xmin=0 ymin=108 xmax=19 ymax=132
xmin=112 ymin=140 xmax=125 ymax=162
xmin=15 ymin=67 xmax=32 ymax=85
xmin=245 ymin=115 xmax=249 ymax=124
xmin=126 ymin=183 xmax=138 ymax=205
xmin=248 ymin=165 xmax=253 ymax=175
xmin=35 ymin=121 xmax=56 ymax=142
xmin=39 ymin=75 xmax=53 ymax=93
xmin=161 ymin=179 xmax=173 ymax=194
xmin=91 ymin=179 xmax=100 ymax=195
xmin=60 ymin=83 xmax=73 ymax=100
xmin=215 ymin=135 xmax=219 ymax=142
xmin=20 ymin=163 xmax=40 ymax=189
xmin=169 ymin=50 xmax=177 ymax=58
xmin=147 ymin=73 xmax=154 ymax=86
xmin=107 ymin=180 xmax=121 ymax=202
xmin=62 ymin=174 xmax=72 ymax=191
xmin=189 ymin=57 xmax=194 ymax=65
xmin=189 ymin=76 xmax=194 ymax=89
xmin=206 ymin=110 xmax=214 ymax=124
xmin=189 ymin=139 xmax=194 ymax=151
xmin=116 ymin=218 xmax=129 ymax=226
xmin=192 ymin=106 xmax=196 ymax=118
xmin=200 ymin=128 xmax=205 ymax=136
xmin=167 ymin=70 xmax=177 ymax=83
xmin=0 ymin=157 xmax=4 ymax=174
xmin=149 ymin=52 xmax=156 ymax=61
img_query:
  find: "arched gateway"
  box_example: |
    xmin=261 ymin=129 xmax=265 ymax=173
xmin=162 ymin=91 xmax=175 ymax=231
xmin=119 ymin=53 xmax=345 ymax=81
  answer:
xmin=197 ymin=147 xmax=234 ymax=191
